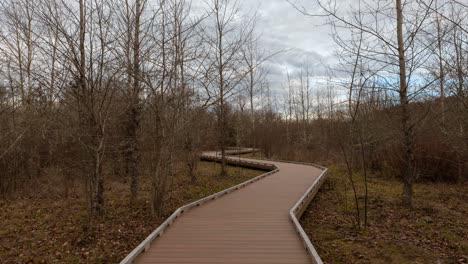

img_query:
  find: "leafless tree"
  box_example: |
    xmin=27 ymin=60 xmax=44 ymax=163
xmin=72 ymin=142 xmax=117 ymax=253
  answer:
xmin=289 ymin=0 xmax=437 ymax=207
xmin=202 ymin=0 xmax=254 ymax=176
xmin=36 ymin=0 xmax=120 ymax=229
xmin=114 ymin=0 xmax=147 ymax=203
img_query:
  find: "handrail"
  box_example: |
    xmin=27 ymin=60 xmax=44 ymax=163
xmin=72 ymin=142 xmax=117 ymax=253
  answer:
xmin=119 ymin=152 xmax=279 ymax=264
xmin=234 ymin=155 xmax=327 ymax=170
xmin=289 ymin=167 xmax=328 ymax=264
xmin=232 ymin=154 xmax=329 ymax=264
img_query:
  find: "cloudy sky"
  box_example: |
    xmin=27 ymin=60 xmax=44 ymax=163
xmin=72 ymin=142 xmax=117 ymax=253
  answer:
xmin=237 ymin=0 xmax=339 ymax=96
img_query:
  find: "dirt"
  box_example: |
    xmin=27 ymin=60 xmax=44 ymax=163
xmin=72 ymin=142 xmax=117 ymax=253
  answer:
xmin=300 ymin=165 xmax=468 ymax=264
xmin=0 ymin=161 xmax=263 ymax=264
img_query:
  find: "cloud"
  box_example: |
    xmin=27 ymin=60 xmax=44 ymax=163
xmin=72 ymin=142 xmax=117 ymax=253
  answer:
xmin=236 ymin=0 xmax=340 ymax=94
xmin=190 ymin=0 xmax=343 ymax=97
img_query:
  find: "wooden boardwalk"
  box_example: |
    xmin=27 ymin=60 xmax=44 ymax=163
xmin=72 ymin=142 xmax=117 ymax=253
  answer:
xmin=122 ymin=151 xmax=327 ymax=264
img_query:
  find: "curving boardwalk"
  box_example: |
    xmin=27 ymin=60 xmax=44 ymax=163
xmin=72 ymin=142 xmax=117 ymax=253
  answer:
xmin=122 ymin=151 xmax=327 ymax=264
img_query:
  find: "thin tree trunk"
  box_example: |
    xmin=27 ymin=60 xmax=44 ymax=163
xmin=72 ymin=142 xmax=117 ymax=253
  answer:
xmin=435 ymin=0 xmax=445 ymax=124
xmin=128 ymin=0 xmax=141 ymax=203
xmin=396 ymin=0 xmax=414 ymax=207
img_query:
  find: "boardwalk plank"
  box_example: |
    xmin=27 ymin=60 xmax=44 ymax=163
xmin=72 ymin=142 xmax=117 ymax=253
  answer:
xmin=131 ymin=154 xmax=323 ymax=264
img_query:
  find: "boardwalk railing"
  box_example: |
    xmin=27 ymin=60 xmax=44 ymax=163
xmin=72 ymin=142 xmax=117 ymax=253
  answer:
xmin=120 ymin=149 xmax=328 ymax=264
xmin=289 ymin=165 xmax=328 ymax=264
xmin=200 ymin=152 xmax=275 ymax=171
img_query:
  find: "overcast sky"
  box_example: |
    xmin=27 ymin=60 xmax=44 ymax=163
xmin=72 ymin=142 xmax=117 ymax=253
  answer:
xmin=236 ymin=0 xmax=340 ymax=97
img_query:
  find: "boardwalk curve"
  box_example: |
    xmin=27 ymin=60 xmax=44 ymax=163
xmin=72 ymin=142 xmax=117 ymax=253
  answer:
xmin=120 ymin=150 xmax=328 ymax=264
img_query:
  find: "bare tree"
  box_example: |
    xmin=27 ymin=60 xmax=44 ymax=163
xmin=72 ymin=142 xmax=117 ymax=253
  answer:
xmin=37 ymin=0 xmax=119 ymax=229
xmin=115 ymin=0 xmax=146 ymax=203
xmin=241 ymin=29 xmax=269 ymax=149
xmin=141 ymin=0 xmax=207 ymax=215
xmin=202 ymin=0 xmax=254 ymax=176
xmin=289 ymin=0 xmax=437 ymax=207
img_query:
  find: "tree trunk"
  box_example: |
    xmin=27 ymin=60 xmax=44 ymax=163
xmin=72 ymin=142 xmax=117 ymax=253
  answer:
xmin=396 ymin=0 xmax=414 ymax=207
xmin=92 ymin=135 xmax=105 ymax=218
xmin=126 ymin=111 xmax=139 ymax=202
xmin=127 ymin=0 xmax=141 ymax=202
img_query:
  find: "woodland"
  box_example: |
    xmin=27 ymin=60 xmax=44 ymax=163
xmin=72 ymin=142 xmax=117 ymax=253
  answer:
xmin=0 ymin=0 xmax=467 ymax=262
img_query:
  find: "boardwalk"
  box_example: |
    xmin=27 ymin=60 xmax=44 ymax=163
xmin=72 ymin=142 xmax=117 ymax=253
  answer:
xmin=122 ymin=151 xmax=327 ymax=264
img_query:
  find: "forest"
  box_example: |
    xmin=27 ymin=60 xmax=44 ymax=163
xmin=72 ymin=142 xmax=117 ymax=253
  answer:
xmin=0 ymin=0 xmax=467 ymax=263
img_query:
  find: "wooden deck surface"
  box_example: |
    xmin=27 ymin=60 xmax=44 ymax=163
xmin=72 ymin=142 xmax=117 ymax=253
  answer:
xmin=133 ymin=154 xmax=324 ymax=264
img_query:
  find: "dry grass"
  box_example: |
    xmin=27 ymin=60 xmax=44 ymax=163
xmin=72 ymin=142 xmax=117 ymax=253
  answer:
xmin=301 ymin=165 xmax=468 ymax=264
xmin=0 ymin=161 xmax=263 ymax=264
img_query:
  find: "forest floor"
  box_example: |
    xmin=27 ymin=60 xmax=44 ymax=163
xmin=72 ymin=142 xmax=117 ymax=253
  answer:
xmin=301 ymin=164 xmax=468 ymax=264
xmin=0 ymin=161 xmax=263 ymax=264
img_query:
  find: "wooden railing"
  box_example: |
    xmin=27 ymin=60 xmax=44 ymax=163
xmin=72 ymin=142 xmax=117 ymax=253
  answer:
xmin=289 ymin=164 xmax=328 ymax=264
xmin=120 ymin=149 xmax=328 ymax=264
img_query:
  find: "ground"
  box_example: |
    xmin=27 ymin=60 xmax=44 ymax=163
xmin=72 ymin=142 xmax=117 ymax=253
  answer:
xmin=301 ymin=164 xmax=468 ymax=264
xmin=0 ymin=161 xmax=263 ymax=264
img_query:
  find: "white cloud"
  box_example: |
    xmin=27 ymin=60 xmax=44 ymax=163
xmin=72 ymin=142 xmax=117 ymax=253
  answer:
xmin=237 ymin=0 xmax=339 ymax=94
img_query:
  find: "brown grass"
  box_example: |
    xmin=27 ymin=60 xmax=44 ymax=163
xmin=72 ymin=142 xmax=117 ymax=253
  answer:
xmin=0 ymin=161 xmax=263 ymax=263
xmin=301 ymin=165 xmax=468 ymax=264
